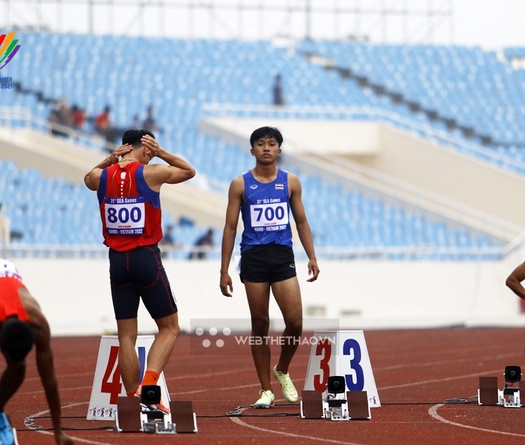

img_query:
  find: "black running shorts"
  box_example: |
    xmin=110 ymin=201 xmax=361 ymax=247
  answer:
xmin=109 ymin=244 xmax=177 ymax=320
xmin=240 ymin=244 xmax=297 ymax=283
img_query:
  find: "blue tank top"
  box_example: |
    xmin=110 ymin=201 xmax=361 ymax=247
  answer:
xmin=240 ymin=169 xmax=293 ymax=253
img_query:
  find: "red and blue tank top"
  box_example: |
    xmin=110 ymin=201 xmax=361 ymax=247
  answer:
xmin=0 ymin=259 xmax=30 ymax=322
xmin=97 ymin=162 xmax=163 ymax=252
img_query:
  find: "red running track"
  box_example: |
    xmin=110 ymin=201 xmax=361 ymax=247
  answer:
xmin=8 ymin=328 xmax=525 ymax=445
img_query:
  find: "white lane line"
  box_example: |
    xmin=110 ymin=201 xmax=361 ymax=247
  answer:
xmin=25 ymin=402 xmax=113 ymax=445
xmin=379 ymin=368 xmax=504 ymax=391
xmin=228 ymin=406 xmax=363 ymax=445
xmin=428 ymin=404 xmax=525 ymax=438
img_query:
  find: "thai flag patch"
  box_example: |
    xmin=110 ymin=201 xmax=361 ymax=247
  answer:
xmin=275 ymin=183 xmax=284 ymax=190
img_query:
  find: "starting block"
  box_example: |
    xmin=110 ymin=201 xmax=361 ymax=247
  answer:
xmin=301 ymin=376 xmax=371 ymax=421
xmin=502 ymin=387 xmax=521 ymax=408
xmin=87 ymin=335 xmax=171 ymax=421
xmin=303 ymin=330 xmax=380 ymax=410
xmin=477 ymin=376 xmax=499 ymax=406
xmin=477 ymin=376 xmax=525 ymax=408
xmin=116 ymin=386 xmax=198 ymax=434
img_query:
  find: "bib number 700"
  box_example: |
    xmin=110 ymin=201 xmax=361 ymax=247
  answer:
xmin=313 ymin=338 xmax=365 ymax=392
xmin=250 ymin=202 xmax=288 ymax=228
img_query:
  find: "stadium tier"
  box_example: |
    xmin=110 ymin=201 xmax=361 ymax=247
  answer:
xmin=0 ymin=156 xmax=500 ymax=259
xmin=297 ymin=40 xmax=525 ymax=150
xmin=2 ymin=32 xmax=521 ymax=258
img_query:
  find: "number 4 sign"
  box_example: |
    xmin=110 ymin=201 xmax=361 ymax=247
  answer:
xmin=87 ymin=335 xmax=171 ymax=420
xmin=303 ymin=330 xmax=380 ymax=408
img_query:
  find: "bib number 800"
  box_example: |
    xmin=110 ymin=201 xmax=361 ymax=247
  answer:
xmin=105 ymin=200 xmax=145 ymax=232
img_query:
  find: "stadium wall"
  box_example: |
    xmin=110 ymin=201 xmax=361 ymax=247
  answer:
xmin=14 ymin=256 xmax=525 ymax=336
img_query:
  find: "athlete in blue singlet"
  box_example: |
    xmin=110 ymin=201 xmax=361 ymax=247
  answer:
xmin=220 ymin=126 xmax=320 ymax=408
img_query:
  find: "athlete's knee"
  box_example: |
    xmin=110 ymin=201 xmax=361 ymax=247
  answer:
xmin=251 ymin=315 xmax=270 ymax=336
xmin=0 ymin=318 xmax=35 ymax=362
xmin=285 ymin=318 xmax=302 ymax=337
xmin=157 ymin=317 xmax=180 ymax=339
xmin=166 ymin=323 xmax=180 ymax=339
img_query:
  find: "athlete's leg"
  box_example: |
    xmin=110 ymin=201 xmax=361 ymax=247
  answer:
xmin=116 ymin=318 xmax=140 ymax=393
xmin=0 ymin=356 xmax=25 ymax=412
xmin=145 ymin=313 xmax=180 ymax=375
xmin=271 ymin=276 xmax=303 ymax=374
xmin=0 ymin=319 xmax=34 ymax=410
xmin=244 ymin=280 xmax=272 ymax=390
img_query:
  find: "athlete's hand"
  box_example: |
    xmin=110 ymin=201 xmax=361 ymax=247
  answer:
xmin=220 ymin=272 xmax=233 ymax=297
xmin=141 ymin=134 xmax=160 ymax=158
xmin=307 ymin=258 xmax=320 ymax=282
xmin=55 ymin=432 xmax=75 ymax=445
xmin=108 ymin=144 xmax=132 ymax=164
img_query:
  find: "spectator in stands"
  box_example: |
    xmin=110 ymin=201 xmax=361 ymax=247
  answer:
xmin=160 ymin=225 xmax=180 ymax=259
xmin=48 ymin=105 xmax=62 ymax=137
xmin=0 ymin=259 xmax=75 ymax=445
xmin=131 ymin=114 xmax=141 ymax=129
xmin=272 ymin=73 xmax=285 ymax=106
xmin=94 ymin=105 xmax=116 ymax=148
xmin=48 ymin=97 xmax=72 ymax=137
xmin=142 ymin=105 xmax=160 ymax=134
xmin=219 ymin=126 xmax=319 ymax=408
xmin=188 ymin=228 xmax=215 ymax=260
xmin=163 ymin=225 xmax=176 ymax=245
xmin=71 ymin=104 xmax=86 ymax=132
xmin=84 ymin=129 xmax=195 ymax=414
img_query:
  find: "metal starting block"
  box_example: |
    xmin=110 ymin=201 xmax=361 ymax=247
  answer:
xmin=501 ymin=387 xmax=521 ymax=408
xmin=324 ymin=395 xmax=350 ymax=421
xmin=116 ymin=386 xmax=197 ymax=433
xmin=301 ymin=389 xmax=371 ymax=421
xmin=477 ymin=376 xmax=525 ymax=408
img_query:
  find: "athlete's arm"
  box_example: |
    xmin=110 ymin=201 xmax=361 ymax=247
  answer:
xmin=288 ymin=173 xmax=320 ymax=282
xmin=506 ymin=262 xmax=525 ymax=299
xmin=84 ymin=144 xmax=133 ymax=191
xmin=142 ymin=136 xmax=196 ymax=189
xmin=220 ymin=176 xmax=243 ymax=297
xmin=20 ymin=287 xmax=75 ymax=445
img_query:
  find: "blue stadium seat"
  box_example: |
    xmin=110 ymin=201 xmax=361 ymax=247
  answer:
xmin=1 ymin=34 xmax=508 ymax=256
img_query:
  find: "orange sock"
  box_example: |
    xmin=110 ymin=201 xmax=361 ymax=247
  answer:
xmin=141 ymin=370 xmax=160 ymax=386
xmin=126 ymin=391 xmax=136 ymax=397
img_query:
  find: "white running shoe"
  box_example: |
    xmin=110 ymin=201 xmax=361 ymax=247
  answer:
xmin=272 ymin=365 xmax=299 ymax=403
xmin=254 ymin=389 xmax=275 ymax=408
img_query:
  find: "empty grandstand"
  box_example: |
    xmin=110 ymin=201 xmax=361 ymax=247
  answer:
xmin=1 ymin=0 xmax=524 ymax=329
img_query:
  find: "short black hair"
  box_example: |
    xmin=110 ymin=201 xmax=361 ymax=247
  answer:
xmin=122 ymin=129 xmax=156 ymax=147
xmin=0 ymin=317 xmax=35 ymax=362
xmin=250 ymin=126 xmax=283 ymax=148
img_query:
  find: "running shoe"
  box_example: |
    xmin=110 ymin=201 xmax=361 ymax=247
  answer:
xmin=272 ymin=364 xmax=299 ymax=403
xmin=0 ymin=412 xmax=14 ymax=445
xmin=254 ymin=389 xmax=275 ymax=408
xmin=135 ymin=385 xmax=171 ymax=414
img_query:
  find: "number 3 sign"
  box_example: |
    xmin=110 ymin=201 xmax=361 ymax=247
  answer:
xmin=87 ymin=335 xmax=171 ymax=420
xmin=304 ymin=330 xmax=380 ymax=408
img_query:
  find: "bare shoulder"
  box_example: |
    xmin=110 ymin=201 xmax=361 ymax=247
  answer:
xmin=229 ymin=174 xmax=244 ymax=192
xmin=144 ymin=163 xmax=169 ymax=174
xmin=143 ymin=163 xmax=175 ymax=187
xmin=18 ymin=286 xmax=47 ymax=328
xmin=286 ymin=171 xmax=300 ymax=182
xmin=286 ymin=172 xmax=302 ymax=191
